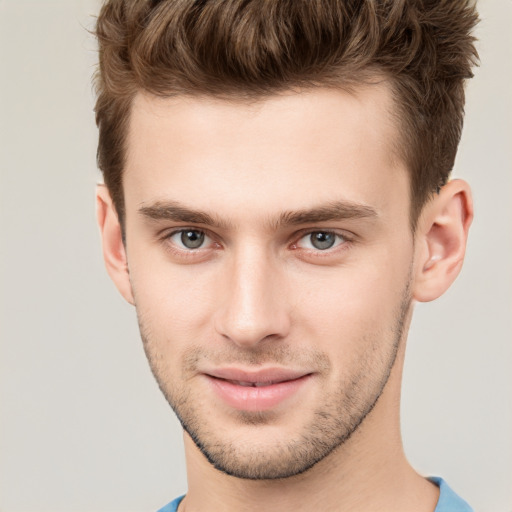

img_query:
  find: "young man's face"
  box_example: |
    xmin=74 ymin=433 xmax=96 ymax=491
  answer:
xmin=114 ymin=86 xmax=418 ymax=478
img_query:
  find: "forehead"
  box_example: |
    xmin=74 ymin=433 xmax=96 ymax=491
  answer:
xmin=124 ymin=85 xmax=408 ymax=225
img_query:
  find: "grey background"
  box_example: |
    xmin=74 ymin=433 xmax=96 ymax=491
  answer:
xmin=0 ymin=1 xmax=510 ymax=511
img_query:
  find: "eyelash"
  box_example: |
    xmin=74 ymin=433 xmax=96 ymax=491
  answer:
xmin=292 ymin=230 xmax=348 ymax=251
xmin=161 ymin=228 xmax=219 ymax=261
xmin=160 ymin=228 xmax=353 ymax=260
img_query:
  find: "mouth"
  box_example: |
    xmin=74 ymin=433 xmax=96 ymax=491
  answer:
xmin=223 ymin=379 xmax=289 ymax=387
xmin=203 ymin=368 xmax=313 ymax=411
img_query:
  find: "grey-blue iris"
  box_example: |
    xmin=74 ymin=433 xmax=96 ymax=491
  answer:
xmin=311 ymin=232 xmax=335 ymax=250
xmin=181 ymin=230 xmax=205 ymax=249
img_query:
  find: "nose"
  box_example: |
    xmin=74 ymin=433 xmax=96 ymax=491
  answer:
xmin=214 ymin=247 xmax=291 ymax=349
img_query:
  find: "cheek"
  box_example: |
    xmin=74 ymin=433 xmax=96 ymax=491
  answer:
xmin=129 ymin=256 xmax=219 ymax=346
xmin=298 ymin=282 xmax=385 ymax=341
xmin=293 ymin=259 xmax=409 ymax=350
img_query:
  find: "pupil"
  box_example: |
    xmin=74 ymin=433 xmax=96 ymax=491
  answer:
xmin=181 ymin=230 xmax=205 ymax=249
xmin=311 ymin=232 xmax=335 ymax=250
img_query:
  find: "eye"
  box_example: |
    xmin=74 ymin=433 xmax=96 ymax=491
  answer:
xmin=169 ymin=229 xmax=210 ymax=250
xmin=297 ymin=231 xmax=346 ymax=251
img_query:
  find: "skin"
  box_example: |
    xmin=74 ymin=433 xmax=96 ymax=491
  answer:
xmin=97 ymin=84 xmax=473 ymax=512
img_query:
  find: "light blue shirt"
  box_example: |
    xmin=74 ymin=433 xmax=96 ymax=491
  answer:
xmin=428 ymin=476 xmax=474 ymax=512
xmin=157 ymin=477 xmax=473 ymax=512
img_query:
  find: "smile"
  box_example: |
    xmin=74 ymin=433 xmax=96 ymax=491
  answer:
xmin=203 ymin=368 xmax=313 ymax=412
xmin=228 ymin=380 xmax=280 ymax=387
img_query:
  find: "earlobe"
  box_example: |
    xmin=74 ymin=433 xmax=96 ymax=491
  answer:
xmin=413 ymin=179 xmax=473 ymax=303
xmin=96 ymin=185 xmax=135 ymax=305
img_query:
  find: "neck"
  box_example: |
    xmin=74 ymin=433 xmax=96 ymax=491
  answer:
xmin=179 ymin=341 xmax=439 ymax=512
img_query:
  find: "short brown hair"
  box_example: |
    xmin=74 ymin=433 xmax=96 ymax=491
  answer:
xmin=94 ymin=0 xmax=478 ymax=226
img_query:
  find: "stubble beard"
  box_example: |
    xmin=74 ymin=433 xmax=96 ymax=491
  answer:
xmin=137 ymin=285 xmax=411 ymax=481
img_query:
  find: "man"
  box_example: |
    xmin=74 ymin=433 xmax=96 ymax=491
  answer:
xmin=94 ymin=1 xmax=479 ymax=510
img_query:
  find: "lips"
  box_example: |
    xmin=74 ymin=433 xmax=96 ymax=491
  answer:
xmin=203 ymin=367 xmax=312 ymax=411
xmin=228 ymin=380 xmax=281 ymax=387
xmin=205 ymin=367 xmax=309 ymax=383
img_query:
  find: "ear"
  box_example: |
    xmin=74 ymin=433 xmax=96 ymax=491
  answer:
xmin=413 ymin=179 xmax=473 ymax=303
xmin=96 ymin=185 xmax=134 ymax=305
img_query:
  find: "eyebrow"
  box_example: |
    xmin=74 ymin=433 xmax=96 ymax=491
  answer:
xmin=138 ymin=199 xmax=378 ymax=230
xmin=139 ymin=201 xmax=232 ymax=230
xmin=275 ymin=201 xmax=378 ymax=228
